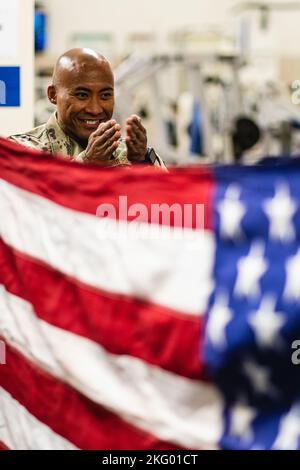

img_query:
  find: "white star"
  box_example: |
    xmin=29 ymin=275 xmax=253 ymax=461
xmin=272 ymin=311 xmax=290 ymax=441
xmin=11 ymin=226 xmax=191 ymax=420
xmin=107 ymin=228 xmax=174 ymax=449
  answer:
xmin=263 ymin=183 xmax=297 ymax=243
xmin=248 ymin=296 xmax=286 ymax=349
xmin=206 ymin=293 xmax=233 ymax=350
xmin=243 ymin=360 xmax=279 ymax=399
xmin=234 ymin=242 xmax=268 ymax=299
xmin=273 ymin=402 xmax=300 ymax=450
xmin=284 ymin=248 xmax=300 ymax=301
xmin=217 ymin=185 xmax=246 ymax=239
xmin=229 ymin=399 xmax=256 ymax=441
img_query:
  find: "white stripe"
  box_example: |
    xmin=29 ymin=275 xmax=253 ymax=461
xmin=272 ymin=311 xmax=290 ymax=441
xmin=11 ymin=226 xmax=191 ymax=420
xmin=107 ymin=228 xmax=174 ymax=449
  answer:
xmin=0 ymin=179 xmax=214 ymax=315
xmin=0 ymin=286 xmax=223 ymax=449
xmin=0 ymin=387 xmax=77 ymax=450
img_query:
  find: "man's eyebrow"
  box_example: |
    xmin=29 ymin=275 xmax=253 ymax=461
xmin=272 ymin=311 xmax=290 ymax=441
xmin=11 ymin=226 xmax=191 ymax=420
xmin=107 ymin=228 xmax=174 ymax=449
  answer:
xmin=73 ymin=86 xmax=114 ymax=92
xmin=99 ymin=86 xmax=114 ymax=92
xmin=73 ymin=87 xmax=91 ymax=92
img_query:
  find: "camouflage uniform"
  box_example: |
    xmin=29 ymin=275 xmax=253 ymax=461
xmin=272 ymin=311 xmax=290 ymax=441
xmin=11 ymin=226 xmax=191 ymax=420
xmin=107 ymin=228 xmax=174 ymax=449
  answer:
xmin=9 ymin=113 xmax=165 ymax=168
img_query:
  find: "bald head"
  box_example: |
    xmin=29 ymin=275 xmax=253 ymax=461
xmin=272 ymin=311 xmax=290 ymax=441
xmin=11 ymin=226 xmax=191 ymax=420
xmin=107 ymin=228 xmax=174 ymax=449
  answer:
xmin=47 ymin=48 xmax=115 ymax=145
xmin=52 ymin=48 xmax=113 ymax=87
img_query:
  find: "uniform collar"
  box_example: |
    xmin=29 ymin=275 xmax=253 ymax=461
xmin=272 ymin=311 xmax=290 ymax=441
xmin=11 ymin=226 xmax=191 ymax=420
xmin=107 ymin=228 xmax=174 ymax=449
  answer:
xmin=45 ymin=113 xmax=85 ymax=157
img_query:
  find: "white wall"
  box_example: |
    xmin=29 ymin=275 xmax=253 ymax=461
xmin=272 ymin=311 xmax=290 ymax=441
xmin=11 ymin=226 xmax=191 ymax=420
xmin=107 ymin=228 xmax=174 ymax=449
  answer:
xmin=0 ymin=0 xmax=34 ymax=137
xmin=44 ymin=0 xmax=300 ymax=58
xmin=46 ymin=0 xmax=235 ymax=57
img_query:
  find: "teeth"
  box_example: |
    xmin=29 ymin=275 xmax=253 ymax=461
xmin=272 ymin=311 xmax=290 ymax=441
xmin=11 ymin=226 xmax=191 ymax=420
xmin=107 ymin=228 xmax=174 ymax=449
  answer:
xmin=84 ymin=120 xmax=99 ymax=125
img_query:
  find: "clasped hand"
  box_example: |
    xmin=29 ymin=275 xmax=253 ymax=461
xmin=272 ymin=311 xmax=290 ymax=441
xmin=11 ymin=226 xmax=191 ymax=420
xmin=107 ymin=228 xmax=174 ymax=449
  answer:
xmin=84 ymin=115 xmax=147 ymax=165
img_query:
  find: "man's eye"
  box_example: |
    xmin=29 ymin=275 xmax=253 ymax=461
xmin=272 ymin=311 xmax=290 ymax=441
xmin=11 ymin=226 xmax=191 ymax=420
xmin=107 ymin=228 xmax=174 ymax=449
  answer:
xmin=101 ymin=93 xmax=113 ymax=100
xmin=76 ymin=92 xmax=88 ymax=99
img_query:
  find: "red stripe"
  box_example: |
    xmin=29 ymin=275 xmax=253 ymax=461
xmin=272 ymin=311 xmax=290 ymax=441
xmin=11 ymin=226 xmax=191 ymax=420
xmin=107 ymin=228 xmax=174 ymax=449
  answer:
xmin=0 ymin=441 xmax=9 ymax=450
xmin=0 ymin=138 xmax=213 ymax=229
xmin=0 ymin=341 xmax=184 ymax=450
xmin=0 ymin=238 xmax=206 ymax=380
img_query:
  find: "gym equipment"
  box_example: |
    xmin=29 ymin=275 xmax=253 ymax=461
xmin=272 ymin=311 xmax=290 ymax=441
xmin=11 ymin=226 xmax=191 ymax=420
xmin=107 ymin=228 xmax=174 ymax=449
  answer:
xmin=232 ymin=116 xmax=261 ymax=161
xmin=114 ymin=53 xmax=249 ymax=164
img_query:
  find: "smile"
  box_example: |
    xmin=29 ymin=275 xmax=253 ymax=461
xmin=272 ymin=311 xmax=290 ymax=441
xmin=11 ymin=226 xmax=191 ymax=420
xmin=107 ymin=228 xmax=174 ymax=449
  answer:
xmin=79 ymin=119 xmax=102 ymax=129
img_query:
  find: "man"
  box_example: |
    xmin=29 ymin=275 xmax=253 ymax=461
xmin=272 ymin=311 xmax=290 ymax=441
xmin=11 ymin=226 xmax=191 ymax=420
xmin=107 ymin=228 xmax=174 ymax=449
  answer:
xmin=10 ymin=48 xmax=164 ymax=168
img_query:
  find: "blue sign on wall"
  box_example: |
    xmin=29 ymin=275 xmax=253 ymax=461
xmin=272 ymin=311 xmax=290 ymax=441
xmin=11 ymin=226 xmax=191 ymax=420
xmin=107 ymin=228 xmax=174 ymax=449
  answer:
xmin=0 ymin=67 xmax=20 ymax=107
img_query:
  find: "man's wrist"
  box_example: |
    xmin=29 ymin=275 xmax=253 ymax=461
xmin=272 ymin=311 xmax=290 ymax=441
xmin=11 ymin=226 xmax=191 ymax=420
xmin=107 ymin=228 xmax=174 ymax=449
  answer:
xmin=137 ymin=147 xmax=157 ymax=165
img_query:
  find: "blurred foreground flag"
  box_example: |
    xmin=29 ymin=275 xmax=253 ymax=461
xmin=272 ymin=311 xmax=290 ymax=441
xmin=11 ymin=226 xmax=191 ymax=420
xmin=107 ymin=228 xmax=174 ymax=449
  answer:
xmin=0 ymin=138 xmax=300 ymax=450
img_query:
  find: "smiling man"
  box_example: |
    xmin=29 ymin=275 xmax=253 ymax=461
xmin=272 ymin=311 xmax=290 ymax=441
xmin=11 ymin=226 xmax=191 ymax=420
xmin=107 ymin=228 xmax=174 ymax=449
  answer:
xmin=9 ymin=48 xmax=164 ymax=168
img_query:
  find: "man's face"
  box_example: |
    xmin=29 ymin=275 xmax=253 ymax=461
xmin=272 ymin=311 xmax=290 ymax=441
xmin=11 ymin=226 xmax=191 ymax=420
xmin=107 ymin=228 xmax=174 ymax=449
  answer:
xmin=49 ymin=61 xmax=115 ymax=145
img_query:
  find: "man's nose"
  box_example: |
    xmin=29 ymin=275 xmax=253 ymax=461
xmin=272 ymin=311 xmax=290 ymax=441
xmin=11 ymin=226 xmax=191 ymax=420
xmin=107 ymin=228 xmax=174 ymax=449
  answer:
xmin=85 ymin=97 xmax=103 ymax=115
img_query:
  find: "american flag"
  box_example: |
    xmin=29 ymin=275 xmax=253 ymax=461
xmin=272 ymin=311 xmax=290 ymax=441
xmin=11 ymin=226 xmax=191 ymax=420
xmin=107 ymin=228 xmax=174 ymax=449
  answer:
xmin=0 ymin=138 xmax=300 ymax=450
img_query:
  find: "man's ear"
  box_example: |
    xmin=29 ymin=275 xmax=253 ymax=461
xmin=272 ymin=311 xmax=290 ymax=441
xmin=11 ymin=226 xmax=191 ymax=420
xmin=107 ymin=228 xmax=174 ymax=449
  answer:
xmin=47 ymin=85 xmax=57 ymax=105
